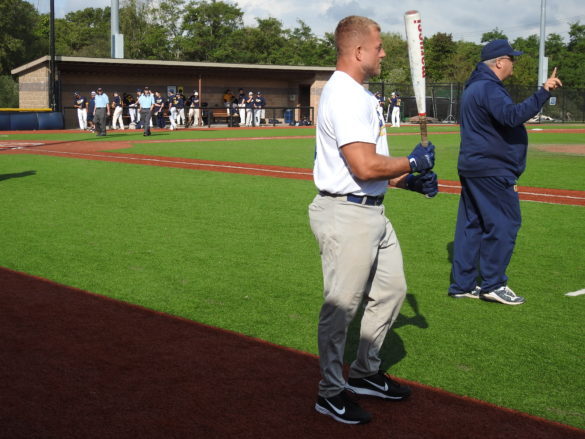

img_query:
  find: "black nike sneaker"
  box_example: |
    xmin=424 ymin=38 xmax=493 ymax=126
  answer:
xmin=347 ymin=371 xmax=411 ymax=400
xmin=315 ymin=390 xmax=372 ymax=424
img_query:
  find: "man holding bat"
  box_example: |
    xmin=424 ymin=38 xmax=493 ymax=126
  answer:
xmin=309 ymin=15 xmax=438 ymax=425
xmin=448 ymin=39 xmax=562 ymax=305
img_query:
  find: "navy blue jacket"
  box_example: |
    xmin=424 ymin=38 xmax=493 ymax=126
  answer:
xmin=458 ymin=62 xmax=550 ymax=178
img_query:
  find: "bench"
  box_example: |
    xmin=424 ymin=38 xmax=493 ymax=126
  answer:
xmin=211 ymin=110 xmax=239 ymax=125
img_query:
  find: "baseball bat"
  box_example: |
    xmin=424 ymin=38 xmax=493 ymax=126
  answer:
xmin=404 ymin=10 xmax=428 ymax=147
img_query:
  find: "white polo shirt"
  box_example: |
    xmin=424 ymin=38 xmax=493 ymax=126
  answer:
xmin=314 ymin=71 xmax=389 ymax=197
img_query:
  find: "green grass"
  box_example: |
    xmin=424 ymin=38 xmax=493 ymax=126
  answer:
xmin=107 ymin=128 xmax=585 ymax=191
xmin=0 ymin=126 xmax=317 ymax=142
xmin=0 ymin=126 xmax=584 ymax=429
xmin=116 ymin=137 xmax=315 ymax=168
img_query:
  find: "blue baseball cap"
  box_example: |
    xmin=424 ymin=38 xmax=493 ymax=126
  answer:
xmin=481 ymin=39 xmax=523 ymax=61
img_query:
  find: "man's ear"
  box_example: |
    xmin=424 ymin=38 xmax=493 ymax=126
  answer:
xmin=355 ymin=45 xmax=363 ymax=61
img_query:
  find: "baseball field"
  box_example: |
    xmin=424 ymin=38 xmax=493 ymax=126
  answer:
xmin=1 ymin=125 xmax=584 ymax=437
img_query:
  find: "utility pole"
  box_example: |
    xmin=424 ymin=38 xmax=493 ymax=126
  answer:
xmin=537 ymin=0 xmax=547 ymax=89
xmin=49 ymin=0 xmax=55 ymax=110
xmin=111 ymin=0 xmax=124 ymax=58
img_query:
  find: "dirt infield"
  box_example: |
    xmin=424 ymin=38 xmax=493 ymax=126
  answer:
xmin=2 ymin=137 xmax=585 ymax=206
xmin=2 ymin=266 xmax=584 ymax=438
xmin=534 ymin=144 xmax=585 ymax=155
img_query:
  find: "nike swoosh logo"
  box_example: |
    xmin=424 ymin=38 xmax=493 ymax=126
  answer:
xmin=325 ymin=399 xmax=345 ymax=415
xmin=363 ymin=378 xmax=388 ymax=392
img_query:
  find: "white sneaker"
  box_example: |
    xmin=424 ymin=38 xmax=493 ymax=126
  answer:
xmin=481 ymin=286 xmax=525 ymax=305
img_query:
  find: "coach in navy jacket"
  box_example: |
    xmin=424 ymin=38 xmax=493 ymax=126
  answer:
xmin=448 ymin=39 xmax=562 ymax=305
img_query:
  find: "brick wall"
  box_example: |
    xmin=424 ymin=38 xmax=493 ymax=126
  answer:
xmin=18 ymin=66 xmax=50 ymax=109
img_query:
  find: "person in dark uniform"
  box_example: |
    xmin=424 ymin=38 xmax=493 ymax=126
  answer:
xmin=245 ymin=91 xmax=254 ymax=126
xmin=73 ymin=92 xmax=88 ymax=130
xmin=237 ymin=89 xmax=246 ymax=126
xmin=168 ymin=90 xmax=178 ymax=130
xmin=254 ymin=91 xmax=266 ymax=126
xmin=176 ymin=93 xmax=186 ymax=126
xmin=187 ymin=91 xmax=201 ymax=127
xmin=111 ymin=91 xmax=124 ymax=130
xmin=134 ymin=89 xmax=143 ymax=129
xmin=448 ymin=39 xmax=562 ymax=305
xmin=153 ymin=91 xmax=166 ymax=128
xmin=86 ymin=91 xmax=96 ymax=132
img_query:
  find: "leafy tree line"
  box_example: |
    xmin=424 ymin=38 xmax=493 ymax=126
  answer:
xmin=1 ymin=0 xmax=584 ymax=106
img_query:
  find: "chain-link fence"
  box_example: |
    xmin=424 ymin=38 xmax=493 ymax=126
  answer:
xmin=369 ymin=82 xmax=585 ymax=123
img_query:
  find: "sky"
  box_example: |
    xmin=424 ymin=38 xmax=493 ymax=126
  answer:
xmin=27 ymin=0 xmax=585 ymax=44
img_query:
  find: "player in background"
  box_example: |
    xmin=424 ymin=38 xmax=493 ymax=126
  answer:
xmin=153 ymin=91 xmax=166 ymax=129
xmin=73 ymin=92 xmax=88 ymax=130
xmin=167 ymin=90 xmax=178 ymax=130
xmin=111 ymin=91 xmax=124 ymax=130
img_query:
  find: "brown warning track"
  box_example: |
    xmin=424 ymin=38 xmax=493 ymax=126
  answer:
xmin=1 ymin=266 xmax=584 ymax=438
xmin=2 ymin=137 xmax=584 ymax=206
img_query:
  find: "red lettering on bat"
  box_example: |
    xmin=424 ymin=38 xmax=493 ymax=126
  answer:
xmin=411 ymin=18 xmax=426 ymax=78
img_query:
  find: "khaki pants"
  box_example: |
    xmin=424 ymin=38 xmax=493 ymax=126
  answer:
xmin=309 ymin=194 xmax=407 ymax=398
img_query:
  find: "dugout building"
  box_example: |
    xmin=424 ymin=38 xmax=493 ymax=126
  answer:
xmin=11 ymin=56 xmax=336 ymax=129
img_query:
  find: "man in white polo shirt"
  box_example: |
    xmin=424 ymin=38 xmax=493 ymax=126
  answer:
xmin=309 ymin=15 xmax=439 ymax=425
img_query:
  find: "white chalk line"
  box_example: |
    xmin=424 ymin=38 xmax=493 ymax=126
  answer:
xmin=520 ymin=191 xmax=585 ymax=201
xmin=16 ymin=148 xmax=585 ymax=204
xmin=30 ymin=149 xmax=314 ymax=177
xmin=436 ymin=183 xmax=584 ymax=202
xmin=0 ymin=142 xmax=45 ymax=148
xmin=565 ymin=289 xmax=585 ymax=297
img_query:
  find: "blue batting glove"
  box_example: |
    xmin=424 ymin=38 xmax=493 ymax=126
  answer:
xmin=405 ymin=171 xmax=439 ymax=198
xmin=408 ymin=142 xmax=435 ymax=173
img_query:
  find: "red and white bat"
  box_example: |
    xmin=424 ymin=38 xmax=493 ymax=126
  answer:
xmin=404 ymin=10 xmax=428 ymax=146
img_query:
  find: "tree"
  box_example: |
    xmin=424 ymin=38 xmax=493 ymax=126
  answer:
xmin=559 ymin=22 xmax=585 ymax=87
xmin=55 ymin=7 xmax=110 ymax=57
xmin=507 ymin=35 xmax=539 ymax=86
xmin=481 ymin=28 xmax=507 ymax=43
xmin=179 ymin=0 xmax=244 ymax=62
xmin=231 ymin=17 xmax=288 ymax=64
xmin=378 ymin=33 xmax=409 ymax=83
xmin=119 ymin=0 xmax=162 ymax=59
xmin=0 ymin=0 xmax=46 ymax=75
xmin=451 ymin=41 xmax=481 ymax=83
xmin=145 ymin=0 xmax=186 ymax=60
xmin=283 ymin=20 xmax=335 ymax=66
xmin=424 ymin=32 xmax=457 ymax=82
xmin=0 ymin=75 xmax=19 ymax=107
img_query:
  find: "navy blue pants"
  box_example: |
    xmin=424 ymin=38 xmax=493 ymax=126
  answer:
xmin=157 ymin=111 xmax=166 ymax=128
xmin=449 ymin=176 xmax=521 ymax=294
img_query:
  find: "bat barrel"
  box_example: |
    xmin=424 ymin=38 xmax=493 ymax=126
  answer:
xmin=404 ymin=10 xmax=429 ymax=147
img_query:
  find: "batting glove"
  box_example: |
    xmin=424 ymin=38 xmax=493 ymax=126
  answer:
xmin=406 ymin=171 xmax=439 ymax=198
xmin=408 ymin=142 xmax=435 ymax=173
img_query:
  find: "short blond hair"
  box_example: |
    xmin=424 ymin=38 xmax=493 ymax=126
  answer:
xmin=335 ymin=16 xmax=380 ymax=56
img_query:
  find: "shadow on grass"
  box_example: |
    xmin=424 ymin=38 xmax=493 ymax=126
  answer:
xmin=0 ymin=170 xmax=36 ymax=182
xmin=345 ymin=293 xmax=428 ymax=371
